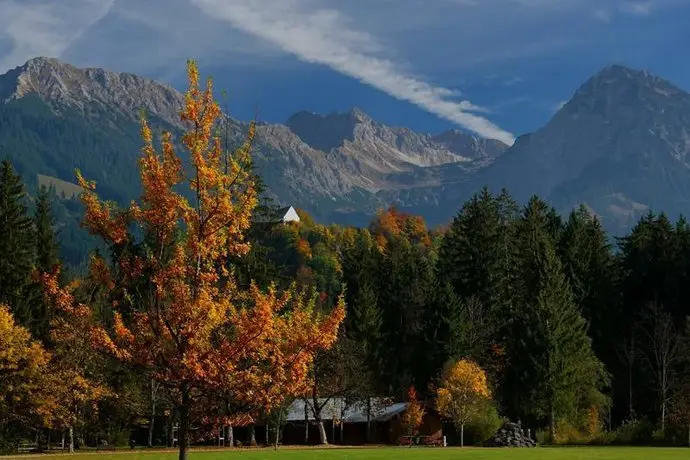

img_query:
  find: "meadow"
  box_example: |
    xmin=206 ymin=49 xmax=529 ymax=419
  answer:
xmin=15 ymin=447 xmax=690 ymax=460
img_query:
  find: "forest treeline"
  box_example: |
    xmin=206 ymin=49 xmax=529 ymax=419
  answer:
xmin=4 ymin=155 xmax=690 ymax=448
xmin=2 ymin=61 xmax=690 ymax=455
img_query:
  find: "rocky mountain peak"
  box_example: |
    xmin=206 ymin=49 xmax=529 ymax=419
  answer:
xmin=564 ymin=64 xmax=690 ymax=118
xmin=1 ymin=57 xmax=185 ymax=127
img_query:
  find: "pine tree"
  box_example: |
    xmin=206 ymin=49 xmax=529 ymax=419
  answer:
xmin=436 ymin=188 xmax=519 ymax=350
xmin=559 ymin=205 xmax=619 ymax=354
xmin=350 ymin=280 xmax=383 ymax=356
xmin=29 ymin=186 xmax=60 ymax=342
xmin=508 ymin=197 xmax=607 ymax=438
xmin=0 ymin=160 xmax=34 ymax=326
xmin=377 ymin=235 xmax=434 ymax=395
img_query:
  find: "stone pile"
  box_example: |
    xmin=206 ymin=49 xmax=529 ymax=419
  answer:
xmin=486 ymin=421 xmax=537 ymax=447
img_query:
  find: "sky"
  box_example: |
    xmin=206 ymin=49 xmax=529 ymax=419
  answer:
xmin=1 ymin=0 xmax=689 ymax=145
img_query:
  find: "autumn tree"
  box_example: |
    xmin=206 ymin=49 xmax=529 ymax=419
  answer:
xmin=400 ymin=386 xmax=424 ymax=444
xmin=436 ymin=359 xmax=492 ymax=447
xmin=307 ymin=327 xmax=367 ymax=445
xmin=43 ymin=60 xmax=344 ymax=460
xmin=0 ymin=304 xmax=50 ymax=452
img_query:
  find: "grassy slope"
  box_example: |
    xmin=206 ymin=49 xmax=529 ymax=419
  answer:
xmin=19 ymin=447 xmax=690 ymax=460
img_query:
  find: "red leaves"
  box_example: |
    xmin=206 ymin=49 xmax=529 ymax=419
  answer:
xmin=43 ymin=60 xmax=345 ymax=430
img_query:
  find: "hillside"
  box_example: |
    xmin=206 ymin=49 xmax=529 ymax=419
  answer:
xmin=0 ymin=57 xmax=507 ymax=232
xmin=3 ymin=57 xmax=690 ymax=263
xmin=469 ymin=64 xmax=690 ymax=232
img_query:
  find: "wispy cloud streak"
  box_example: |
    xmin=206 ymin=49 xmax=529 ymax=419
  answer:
xmin=191 ymin=0 xmax=516 ymax=145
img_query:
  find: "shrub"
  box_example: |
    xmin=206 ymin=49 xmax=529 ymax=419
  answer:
xmin=605 ymin=419 xmax=654 ymax=445
xmin=464 ymin=400 xmax=502 ymax=445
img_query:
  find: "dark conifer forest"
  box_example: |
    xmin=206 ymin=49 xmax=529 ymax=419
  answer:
xmin=3 ymin=153 xmax=690 ymax=450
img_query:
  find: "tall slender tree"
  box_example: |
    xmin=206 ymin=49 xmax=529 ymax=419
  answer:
xmin=0 ymin=160 xmax=34 ymax=326
xmin=43 ymin=60 xmax=345 ymax=460
xmin=506 ymin=196 xmax=607 ymax=437
xmin=30 ymin=186 xmax=60 ymax=342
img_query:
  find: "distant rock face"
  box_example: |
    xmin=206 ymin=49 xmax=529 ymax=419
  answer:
xmin=0 ymin=57 xmax=509 ymax=224
xmin=474 ymin=63 xmax=690 ymax=234
xmin=2 ymin=57 xmax=185 ymax=127
xmin=4 ymin=57 xmax=690 ymax=234
xmin=486 ymin=422 xmax=537 ymax=448
xmin=287 ymin=107 xmax=507 ymax=175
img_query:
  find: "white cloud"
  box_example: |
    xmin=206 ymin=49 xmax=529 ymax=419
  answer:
xmin=620 ymin=1 xmax=653 ymax=15
xmin=0 ymin=0 xmax=115 ymax=72
xmin=593 ymin=8 xmax=612 ymax=22
xmin=190 ymin=0 xmax=516 ymax=145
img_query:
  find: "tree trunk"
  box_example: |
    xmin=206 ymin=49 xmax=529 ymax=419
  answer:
xmin=148 ymin=400 xmax=156 ymax=447
xmin=249 ymin=424 xmax=256 ymax=446
xmin=340 ymin=421 xmax=344 ymax=443
xmin=549 ymin=408 xmax=556 ymax=444
xmin=304 ymin=399 xmax=309 ymax=444
xmin=366 ymin=398 xmax=371 ymax=443
xmin=61 ymin=431 xmax=65 ymax=450
xmin=460 ymin=423 xmax=464 ymax=448
xmin=661 ymin=400 xmax=666 ymax=434
xmin=265 ymin=420 xmax=269 ymax=445
xmin=178 ymin=391 xmax=191 ymax=460
xmin=68 ymin=427 xmax=74 ymax=454
xmin=228 ymin=425 xmax=234 ymax=448
xmin=317 ymin=420 xmax=328 ymax=445
xmin=687 ymin=425 xmax=690 ymax=448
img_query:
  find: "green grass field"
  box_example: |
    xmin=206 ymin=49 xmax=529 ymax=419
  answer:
xmin=19 ymin=447 xmax=689 ymax=460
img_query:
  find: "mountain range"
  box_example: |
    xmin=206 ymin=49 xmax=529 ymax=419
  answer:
xmin=2 ymin=57 xmax=690 ymax=263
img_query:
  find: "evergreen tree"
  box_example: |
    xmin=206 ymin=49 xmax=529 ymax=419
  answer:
xmin=0 ymin=160 xmax=34 ymax=326
xmin=28 ymin=186 xmax=60 ymax=342
xmin=350 ymin=280 xmax=383 ymax=357
xmin=377 ymin=235 xmax=434 ymax=395
xmin=506 ymin=196 xmax=607 ymax=435
xmin=436 ymin=188 xmax=519 ymax=349
xmin=33 ymin=186 xmax=60 ymax=273
xmin=559 ymin=205 xmax=619 ymax=354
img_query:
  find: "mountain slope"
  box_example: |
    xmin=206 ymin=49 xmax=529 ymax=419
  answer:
xmin=468 ymin=64 xmax=690 ymax=232
xmin=0 ymin=57 xmax=507 ymax=240
xmin=4 ymin=57 xmax=690 ymax=257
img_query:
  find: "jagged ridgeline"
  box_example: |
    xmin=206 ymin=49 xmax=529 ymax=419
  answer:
xmin=2 ymin=57 xmax=690 ymax=266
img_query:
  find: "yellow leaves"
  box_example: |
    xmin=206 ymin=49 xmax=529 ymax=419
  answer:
xmin=0 ymin=304 xmax=54 ymax=426
xmin=436 ymin=359 xmax=492 ymax=425
xmin=401 ymin=385 xmax=425 ymax=436
xmin=42 ymin=59 xmax=344 ymax=433
xmin=0 ymin=304 xmax=50 ymax=379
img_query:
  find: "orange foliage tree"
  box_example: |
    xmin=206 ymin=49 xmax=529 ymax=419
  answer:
xmin=42 ymin=279 xmax=111 ymax=453
xmin=0 ymin=304 xmax=50 ymax=444
xmin=436 ymin=359 xmax=491 ymax=447
xmin=370 ymin=206 xmax=431 ymax=250
xmin=43 ymin=60 xmax=344 ymax=460
xmin=400 ymin=385 xmax=425 ymax=444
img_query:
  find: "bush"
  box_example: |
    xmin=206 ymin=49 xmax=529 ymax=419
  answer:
xmin=595 ymin=419 xmax=654 ymax=446
xmin=463 ymin=400 xmax=503 ymax=445
xmin=553 ymin=419 xmax=590 ymax=445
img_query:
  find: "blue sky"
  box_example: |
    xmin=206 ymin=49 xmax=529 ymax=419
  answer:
xmin=1 ymin=0 xmax=689 ymax=145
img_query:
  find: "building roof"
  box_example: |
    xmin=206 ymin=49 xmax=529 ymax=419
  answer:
xmin=252 ymin=205 xmax=300 ymax=224
xmin=284 ymin=398 xmax=408 ymax=423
